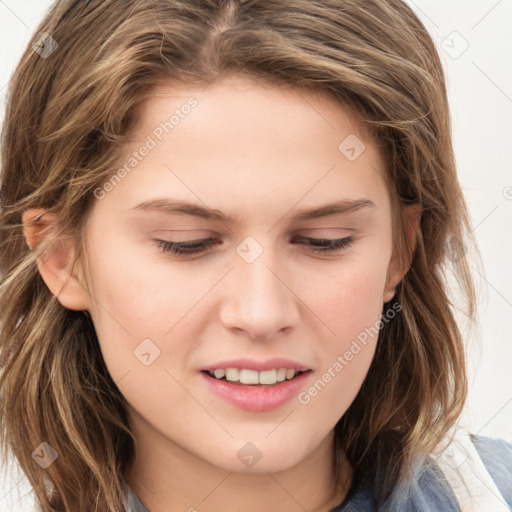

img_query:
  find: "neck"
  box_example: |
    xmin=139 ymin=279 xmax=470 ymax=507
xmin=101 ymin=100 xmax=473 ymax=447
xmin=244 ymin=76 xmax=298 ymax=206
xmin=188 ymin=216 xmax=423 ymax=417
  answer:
xmin=125 ymin=416 xmax=353 ymax=512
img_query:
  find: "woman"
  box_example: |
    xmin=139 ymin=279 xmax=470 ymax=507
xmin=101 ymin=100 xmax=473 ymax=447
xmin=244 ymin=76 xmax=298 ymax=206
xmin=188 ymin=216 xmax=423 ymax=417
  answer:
xmin=1 ymin=1 xmax=511 ymax=511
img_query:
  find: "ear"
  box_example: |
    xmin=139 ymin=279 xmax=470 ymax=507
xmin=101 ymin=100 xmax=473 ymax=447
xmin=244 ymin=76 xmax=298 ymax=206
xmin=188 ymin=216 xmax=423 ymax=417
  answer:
xmin=383 ymin=204 xmax=422 ymax=303
xmin=22 ymin=208 xmax=91 ymax=311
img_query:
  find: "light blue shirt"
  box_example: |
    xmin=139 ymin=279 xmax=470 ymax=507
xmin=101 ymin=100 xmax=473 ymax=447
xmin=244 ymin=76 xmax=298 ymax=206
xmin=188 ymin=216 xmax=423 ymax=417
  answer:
xmin=126 ymin=435 xmax=512 ymax=511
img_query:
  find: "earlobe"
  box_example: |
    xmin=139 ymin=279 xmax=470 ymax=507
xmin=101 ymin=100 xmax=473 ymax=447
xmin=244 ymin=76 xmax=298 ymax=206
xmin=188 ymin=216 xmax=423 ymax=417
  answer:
xmin=404 ymin=204 xmax=422 ymax=255
xmin=383 ymin=265 xmax=399 ymax=304
xmin=382 ymin=204 xmax=422 ymax=303
xmin=22 ymin=208 xmax=91 ymax=311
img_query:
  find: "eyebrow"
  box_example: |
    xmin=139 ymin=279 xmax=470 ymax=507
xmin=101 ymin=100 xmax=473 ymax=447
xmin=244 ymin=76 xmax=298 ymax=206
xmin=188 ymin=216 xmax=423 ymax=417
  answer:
xmin=128 ymin=197 xmax=375 ymax=224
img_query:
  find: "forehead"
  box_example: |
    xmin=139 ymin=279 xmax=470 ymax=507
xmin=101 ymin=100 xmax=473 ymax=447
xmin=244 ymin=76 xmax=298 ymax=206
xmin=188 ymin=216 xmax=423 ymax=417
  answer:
xmin=133 ymin=74 xmax=372 ymax=141
xmin=95 ymin=75 xmax=391 ymax=227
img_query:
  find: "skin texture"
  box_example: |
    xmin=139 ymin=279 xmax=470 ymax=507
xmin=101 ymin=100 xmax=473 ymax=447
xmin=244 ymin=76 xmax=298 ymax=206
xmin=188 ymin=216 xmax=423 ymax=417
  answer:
xmin=23 ymin=75 xmax=420 ymax=512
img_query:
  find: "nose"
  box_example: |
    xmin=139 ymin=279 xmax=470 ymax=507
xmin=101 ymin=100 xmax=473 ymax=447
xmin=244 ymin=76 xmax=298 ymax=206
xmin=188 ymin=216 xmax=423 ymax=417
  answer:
xmin=219 ymin=246 xmax=300 ymax=341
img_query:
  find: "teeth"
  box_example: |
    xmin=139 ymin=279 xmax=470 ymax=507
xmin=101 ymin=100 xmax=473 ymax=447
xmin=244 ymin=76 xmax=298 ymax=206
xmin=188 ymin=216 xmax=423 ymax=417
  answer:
xmin=258 ymin=369 xmax=276 ymax=385
xmin=209 ymin=367 xmax=300 ymax=385
xmin=225 ymin=368 xmax=239 ymax=381
xmin=240 ymin=369 xmax=259 ymax=384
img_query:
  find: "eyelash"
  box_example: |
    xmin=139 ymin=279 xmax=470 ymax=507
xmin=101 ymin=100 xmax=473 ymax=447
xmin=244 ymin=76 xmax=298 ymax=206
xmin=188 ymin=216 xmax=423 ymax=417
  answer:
xmin=154 ymin=236 xmax=355 ymax=256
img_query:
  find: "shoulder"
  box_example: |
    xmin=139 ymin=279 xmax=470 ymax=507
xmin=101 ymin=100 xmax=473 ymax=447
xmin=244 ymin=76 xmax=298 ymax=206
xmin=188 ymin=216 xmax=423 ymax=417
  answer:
xmin=411 ymin=433 xmax=512 ymax=511
xmin=333 ymin=433 xmax=512 ymax=512
xmin=471 ymin=434 xmax=512 ymax=506
xmin=332 ymin=458 xmax=462 ymax=512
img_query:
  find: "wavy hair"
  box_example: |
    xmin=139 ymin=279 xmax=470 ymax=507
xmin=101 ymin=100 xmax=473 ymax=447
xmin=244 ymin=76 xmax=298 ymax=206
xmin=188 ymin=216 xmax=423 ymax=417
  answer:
xmin=0 ymin=1 xmax=477 ymax=510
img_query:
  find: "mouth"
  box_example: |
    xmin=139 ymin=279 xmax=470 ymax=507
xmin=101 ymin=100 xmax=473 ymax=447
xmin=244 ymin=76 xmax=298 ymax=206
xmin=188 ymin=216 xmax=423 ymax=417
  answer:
xmin=202 ymin=368 xmax=310 ymax=386
xmin=200 ymin=367 xmax=313 ymax=412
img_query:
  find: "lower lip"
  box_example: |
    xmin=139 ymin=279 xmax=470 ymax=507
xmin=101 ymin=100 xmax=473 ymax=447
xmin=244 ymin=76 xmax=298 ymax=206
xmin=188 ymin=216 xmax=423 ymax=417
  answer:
xmin=200 ymin=371 xmax=311 ymax=412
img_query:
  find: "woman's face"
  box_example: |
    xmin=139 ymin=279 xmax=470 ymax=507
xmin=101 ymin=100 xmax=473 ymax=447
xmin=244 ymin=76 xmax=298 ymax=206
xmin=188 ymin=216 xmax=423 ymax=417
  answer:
xmin=69 ymin=76 xmax=407 ymax=473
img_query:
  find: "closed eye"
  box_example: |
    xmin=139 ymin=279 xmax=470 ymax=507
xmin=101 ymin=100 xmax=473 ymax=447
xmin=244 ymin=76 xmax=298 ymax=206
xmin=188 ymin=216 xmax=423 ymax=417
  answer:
xmin=154 ymin=235 xmax=355 ymax=256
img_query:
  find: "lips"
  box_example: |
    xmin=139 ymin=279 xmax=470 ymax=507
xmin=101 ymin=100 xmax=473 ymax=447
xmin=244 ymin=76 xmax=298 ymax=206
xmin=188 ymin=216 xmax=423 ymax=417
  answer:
xmin=201 ymin=370 xmax=311 ymax=412
xmin=200 ymin=357 xmax=311 ymax=373
xmin=199 ymin=357 xmax=313 ymax=412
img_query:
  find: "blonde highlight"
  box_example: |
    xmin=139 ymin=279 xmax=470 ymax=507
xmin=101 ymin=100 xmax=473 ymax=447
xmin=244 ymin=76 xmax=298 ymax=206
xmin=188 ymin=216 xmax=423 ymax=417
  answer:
xmin=1 ymin=1 xmax=477 ymax=510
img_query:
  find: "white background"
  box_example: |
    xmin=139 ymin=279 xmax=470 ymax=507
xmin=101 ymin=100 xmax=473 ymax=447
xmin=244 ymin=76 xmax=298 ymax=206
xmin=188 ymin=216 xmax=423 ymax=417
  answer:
xmin=0 ymin=0 xmax=511 ymax=510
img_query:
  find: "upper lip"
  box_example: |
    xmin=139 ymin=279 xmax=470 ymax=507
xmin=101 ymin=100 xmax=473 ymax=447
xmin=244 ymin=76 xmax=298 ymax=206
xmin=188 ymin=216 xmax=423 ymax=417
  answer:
xmin=201 ymin=357 xmax=311 ymax=372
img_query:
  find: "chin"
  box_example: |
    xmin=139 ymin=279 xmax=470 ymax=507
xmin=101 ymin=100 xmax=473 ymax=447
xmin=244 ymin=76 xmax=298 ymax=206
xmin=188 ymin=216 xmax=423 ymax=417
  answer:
xmin=207 ymin=438 xmax=311 ymax=475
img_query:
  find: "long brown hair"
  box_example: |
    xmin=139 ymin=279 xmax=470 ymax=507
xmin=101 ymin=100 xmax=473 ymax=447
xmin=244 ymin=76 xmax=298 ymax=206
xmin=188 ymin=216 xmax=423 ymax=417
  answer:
xmin=0 ymin=1 xmax=477 ymax=510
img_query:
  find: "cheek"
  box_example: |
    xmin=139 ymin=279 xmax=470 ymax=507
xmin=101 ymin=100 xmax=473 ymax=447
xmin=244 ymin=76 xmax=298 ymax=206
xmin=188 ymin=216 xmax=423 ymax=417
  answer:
xmin=307 ymin=251 xmax=390 ymax=344
xmin=296 ymin=258 xmax=389 ymax=419
xmin=83 ymin=234 xmax=201 ymax=380
xmin=86 ymin=227 xmax=199 ymax=326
